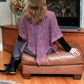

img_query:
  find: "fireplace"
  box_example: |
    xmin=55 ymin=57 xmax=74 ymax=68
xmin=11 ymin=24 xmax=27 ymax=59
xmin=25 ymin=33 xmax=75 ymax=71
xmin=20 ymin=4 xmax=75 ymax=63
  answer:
xmin=46 ymin=0 xmax=80 ymax=30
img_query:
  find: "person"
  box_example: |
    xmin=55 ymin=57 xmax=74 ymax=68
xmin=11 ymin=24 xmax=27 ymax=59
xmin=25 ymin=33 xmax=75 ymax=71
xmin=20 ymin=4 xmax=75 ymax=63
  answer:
xmin=0 ymin=0 xmax=80 ymax=75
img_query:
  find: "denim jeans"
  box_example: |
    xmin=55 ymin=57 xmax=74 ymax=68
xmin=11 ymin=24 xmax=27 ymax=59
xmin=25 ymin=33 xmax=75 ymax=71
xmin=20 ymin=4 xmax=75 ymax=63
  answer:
xmin=12 ymin=40 xmax=53 ymax=60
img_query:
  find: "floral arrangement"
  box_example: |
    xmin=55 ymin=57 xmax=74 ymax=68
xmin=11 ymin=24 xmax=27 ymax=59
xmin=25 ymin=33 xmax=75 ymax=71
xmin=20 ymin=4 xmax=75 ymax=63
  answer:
xmin=11 ymin=0 xmax=26 ymax=15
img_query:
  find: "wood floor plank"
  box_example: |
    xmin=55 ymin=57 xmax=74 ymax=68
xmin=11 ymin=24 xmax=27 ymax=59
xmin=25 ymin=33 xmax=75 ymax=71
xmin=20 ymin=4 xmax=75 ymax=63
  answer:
xmin=39 ymin=77 xmax=51 ymax=84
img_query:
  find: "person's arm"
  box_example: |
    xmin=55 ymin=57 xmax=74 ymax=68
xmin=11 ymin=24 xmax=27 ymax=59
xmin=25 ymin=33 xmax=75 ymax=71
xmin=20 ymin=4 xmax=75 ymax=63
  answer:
xmin=19 ymin=14 xmax=28 ymax=40
xmin=57 ymin=37 xmax=80 ymax=56
xmin=57 ymin=37 xmax=71 ymax=52
xmin=49 ymin=12 xmax=80 ymax=56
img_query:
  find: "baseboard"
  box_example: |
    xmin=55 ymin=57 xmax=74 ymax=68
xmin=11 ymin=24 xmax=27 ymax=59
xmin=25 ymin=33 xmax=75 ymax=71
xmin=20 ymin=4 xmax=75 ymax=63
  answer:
xmin=0 ymin=43 xmax=3 ymax=51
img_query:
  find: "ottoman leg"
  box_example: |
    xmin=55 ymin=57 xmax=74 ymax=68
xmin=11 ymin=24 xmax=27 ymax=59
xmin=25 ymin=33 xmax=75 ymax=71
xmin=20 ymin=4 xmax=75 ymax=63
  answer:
xmin=73 ymin=74 xmax=81 ymax=80
xmin=22 ymin=74 xmax=31 ymax=79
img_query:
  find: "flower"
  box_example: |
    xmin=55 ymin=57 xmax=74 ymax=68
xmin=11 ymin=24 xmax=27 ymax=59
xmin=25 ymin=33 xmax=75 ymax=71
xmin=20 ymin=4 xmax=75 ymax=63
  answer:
xmin=11 ymin=0 xmax=26 ymax=15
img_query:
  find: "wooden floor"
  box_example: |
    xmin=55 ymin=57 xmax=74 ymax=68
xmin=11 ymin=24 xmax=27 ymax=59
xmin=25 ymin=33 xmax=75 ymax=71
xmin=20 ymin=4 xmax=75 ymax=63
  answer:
xmin=0 ymin=51 xmax=84 ymax=84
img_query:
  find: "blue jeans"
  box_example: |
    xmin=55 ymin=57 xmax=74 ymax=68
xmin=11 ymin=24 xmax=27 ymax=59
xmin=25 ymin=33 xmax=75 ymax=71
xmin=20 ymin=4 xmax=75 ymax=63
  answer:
xmin=12 ymin=40 xmax=53 ymax=60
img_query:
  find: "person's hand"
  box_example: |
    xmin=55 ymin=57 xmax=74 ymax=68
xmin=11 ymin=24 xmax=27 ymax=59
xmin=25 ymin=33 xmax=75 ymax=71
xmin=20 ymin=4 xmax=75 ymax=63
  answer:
xmin=69 ymin=48 xmax=80 ymax=56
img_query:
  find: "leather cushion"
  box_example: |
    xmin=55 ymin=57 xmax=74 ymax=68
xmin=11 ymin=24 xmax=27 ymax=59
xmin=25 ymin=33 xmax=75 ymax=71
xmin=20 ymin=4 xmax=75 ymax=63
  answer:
xmin=21 ymin=43 xmax=83 ymax=66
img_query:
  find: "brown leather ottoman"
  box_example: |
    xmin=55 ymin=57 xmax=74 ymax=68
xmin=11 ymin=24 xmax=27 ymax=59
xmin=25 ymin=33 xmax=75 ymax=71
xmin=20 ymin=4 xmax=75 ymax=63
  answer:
xmin=21 ymin=43 xmax=83 ymax=80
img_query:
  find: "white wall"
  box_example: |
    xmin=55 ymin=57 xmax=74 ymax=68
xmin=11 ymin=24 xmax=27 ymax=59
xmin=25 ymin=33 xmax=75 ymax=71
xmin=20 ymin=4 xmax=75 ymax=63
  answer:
xmin=81 ymin=0 xmax=84 ymax=27
xmin=0 ymin=0 xmax=11 ymax=51
xmin=0 ymin=0 xmax=84 ymax=51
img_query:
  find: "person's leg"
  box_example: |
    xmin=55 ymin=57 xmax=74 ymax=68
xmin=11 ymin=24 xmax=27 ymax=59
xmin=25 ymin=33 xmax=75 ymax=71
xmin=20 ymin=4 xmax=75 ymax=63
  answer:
xmin=0 ymin=40 xmax=36 ymax=75
xmin=23 ymin=47 xmax=53 ymax=57
xmin=4 ymin=40 xmax=36 ymax=67
xmin=0 ymin=40 xmax=27 ymax=74
xmin=4 ymin=40 xmax=26 ymax=68
xmin=23 ymin=46 xmax=36 ymax=58
xmin=46 ymin=48 xmax=53 ymax=55
xmin=9 ymin=40 xmax=36 ymax=74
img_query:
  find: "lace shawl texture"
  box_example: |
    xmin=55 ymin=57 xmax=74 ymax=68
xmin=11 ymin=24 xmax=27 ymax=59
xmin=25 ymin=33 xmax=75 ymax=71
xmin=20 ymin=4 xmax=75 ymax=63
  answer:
xmin=19 ymin=10 xmax=63 ymax=65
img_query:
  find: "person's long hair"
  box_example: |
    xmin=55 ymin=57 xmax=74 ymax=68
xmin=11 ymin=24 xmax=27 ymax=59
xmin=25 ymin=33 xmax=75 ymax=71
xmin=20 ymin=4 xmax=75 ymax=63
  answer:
xmin=25 ymin=0 xmax=47 ymax=25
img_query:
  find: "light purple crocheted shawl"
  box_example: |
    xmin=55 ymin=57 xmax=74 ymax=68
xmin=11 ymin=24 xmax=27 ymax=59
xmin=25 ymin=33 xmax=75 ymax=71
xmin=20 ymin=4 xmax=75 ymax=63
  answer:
xmin=19 ymin=10 xmax=63 ymax=65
